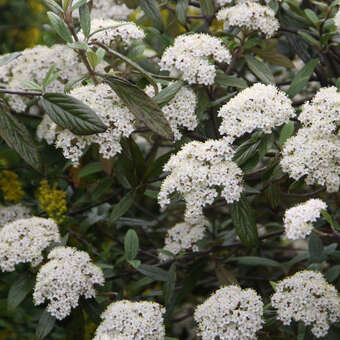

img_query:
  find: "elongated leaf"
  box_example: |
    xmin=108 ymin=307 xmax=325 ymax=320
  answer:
xmin=36 ymin=310 xmax=56 ymax=340
xmin=43 ymin=0 xmax=63 ymax=13
xmin=309 ymin=233 xmax=324 ymax=263
xmin=124 ymin=229 xmax=139 ymax=261
xmin=286 ymin=58 xmax=319 ymax=98
xmin=140 ymin=0 xmax=164 ymax=31
xmin=40 ymin=93 xmax=107 ymax=135
xmin=78 ymin=162 xmax=103 ymax=178
xmin=47 ymin=12 xmax=73 ymax=43
xmin=233 ymin=256 xmax=281 ymax=267
xmin=0 ymin=103 xmax=41 ymax=171
xmin=137 ymin=264 xmax=169 ymax=281
xmin=0 ymin=52 xmax=21 ymax=67
xmin=110 ymin=191 xmax=134 ymax=223
xmin=105 ymin=77 xmax=173 ymax=140
xmin=245 ymin=55 xmax=275 ymax=84
xmin=326 ymin=265 xmax=340 ymax=282
xmin=279 ymin=121 xmax=295 ymax=146
xmin=8 ymin=273 xmax=34 ymax=312
xmin=164 ymin=264 xmax=176 ymax=306
xmin=229 ymin=196 xmax=258 ymax=247
xmin=215 ymin=72 xmax=248 ymax=89
xmin=72 ymin=0 xmax=87 ymax=10
xmin=79 ymin=4 xmax=91 ymax=38
xmin=200 ymin=0 xmax=214 ymax=15
xmin=153 ymin=81 xmax=183 ymax=106
xmin=176 ymin=0 xmax=189 ymax=24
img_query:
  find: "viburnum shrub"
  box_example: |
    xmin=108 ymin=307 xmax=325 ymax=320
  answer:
xmin=0 ymin=0 xmax=340 ymax=339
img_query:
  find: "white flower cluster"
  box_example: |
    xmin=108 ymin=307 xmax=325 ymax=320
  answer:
xmin=81 ymin=18 xmax=145 ymax=46
xmin=159 ymin=222 xmax=206 ymax=262
xmin=37 ymin=83 xmax=136 ymax=165
xmin=218 ymin=83 xmax=295 ymax=140
xmin=299 ymin=87 xmax=340 ymax=137
xmin=87 ymin=0 xmax=133 ymax=20
xmin=159 ymin=34 xmax=231 ymax=85
xmin=194 ymin=285 xmax=264 ymax=340
xmin=158 ymin=139 xmax=243 ymax=225
xmin=0 ymin=45 xmax=86 ymax=111
xmin=271 ymin=271 xmax=340 ymax=338
xmin=94 ymin=300 xmax=165 ymax=340
xmin=281 ymin=129 xmax=340 ymax=192
xmin=335 ymin=10 xmax=340 ymax=31
xmin=283 ymin=199 xmax=327 ymax=240
xmin=0 ymin=217 xmax=60 ymax=272
xmin=33 ymin=246 xmax=104 ymax=320
xmin=145 ymin=83 xmax=198 ymax=140
xmin=217 ymin=1 xmax=279 ymax=38
xmin=0 ymin=204 xmax=30 ymax=227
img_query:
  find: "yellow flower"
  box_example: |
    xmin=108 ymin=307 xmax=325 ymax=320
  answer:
xmin=29 ymin=0 xmax=45 ymax=14
xmin=16 ymin=27 xmax=41 ymax=49
xmin=37 ymin=179 xmax=67 ymax=224
xmin=0 ymin=171 xmax=24 ymax=203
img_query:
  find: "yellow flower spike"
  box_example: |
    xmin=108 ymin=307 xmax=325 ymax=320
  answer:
xmin=37 ymin=179 xmax=67 ymax=224
xmin=28 ymin=0 xmax=45 ymax=14
xmin=0 ymin=171 xmax=24 ymax=203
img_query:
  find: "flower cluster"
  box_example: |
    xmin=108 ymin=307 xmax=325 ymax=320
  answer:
xmin=280 ymin=128 xmax=340 ymax=192
xmin=33 ymin=246 xmax=104 ymax=320
xmin=0 ymin=204 xmax=30 ymax=227
xmin=145 ymin=83 xmax=198 ymax=140
xmin=218 ymin=83 xmax=295 ymax=140
xmin=271 ymin=271 xmax=340 ymax=338
xmin=38 ymin=83 xmax=136 ymax=166
xmin=82 ymin=18 xmax=145 ymax=46
xmin=159 ymin=33 xmax=231 ymax=85
xmin=299 ymin=87 xmax=340 ymax=137
xmin=194 ymin=285 xmax=264 ymax=340
xmin=0 ymin=45 xmax=86 ymax=111
xmin=0 ymin=217 xmax=60 ymax=272
xmin=159 ymin=222 xmax=206 ymax=262
xmin=0 ymin=170 xmax=24 ymax=203
xmin=217 ymin=1 xmax=279 ymax=38
xmin=37 ymin=179 xmax=67 ymax=223
xmin=335 ymin=9 xmax=340 ymax=31
xmin=158 ymin=139 xmax=243 ymax=225
xmin=94 ymin=300 xmax=165 ymax=340
xmin=283 ymin=199 xmax=327 ymax=240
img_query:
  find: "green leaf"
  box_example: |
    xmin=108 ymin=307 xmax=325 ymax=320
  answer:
xmin=245 ymin=55 xmax=275 ymax=84
xmin=71 ymin=0 xmax=87 ymax=10
xmin=200 ymin=0 xmax=214 ymax=16
xmin=68 ymin=41 xmax=88 ymax=51
xmin=40 ymin=93 xmax=107 ymax=135
xmin=308 ymin=233 xmax=324 ymax=263
xmin=215 ymin=72 xmax=248 ymax=89
xmin=78 ymin=162 xmax=103 ymax=178
xmin=79 ymin=4 xmax=91 ymax=38
xmin=63 ymin=0 xmax=72 ymax=11
xmin=140 ymin=0 xmax=164 ymax=31
xmin=0 ymin=52 xmax=21 ymax=67
xmin=286 ymin=58 xmax=319 ymax=98
xmin=110 ymin=191 xmax=134 ymax=223
xmin=164 ymin=264 xmax=176 ymax=306
xmin=47 ymin=11 xmax=73 ymax=43
xmin=233 ymin=256 xmax=281 ymax=267
xmin=153 ymin=81 xmax=184 ymax=106
xmin=264 ymin=182 xmax=280 ymax=209
xmin=124 ymin=229 xmax=139 ymax=261
xmin=176 ymin=0 xmax=189 ymax=24
xmin=86 ymin=50 xmax=100 ymax=69
xmin=7 ymin=273 xmax=34 ymax=312
xmin=43 ymin=0 xmax=63 ymax=13
xmin=326 ymin=265 xmax=340 ymax=282
xmin=279 ymin=121 xmax=295 ymax=146
xmin=321 ymin=210 xmax=340 ymax=231
xmin=229 ymin=196 xmax=259 ymax=247
xmin=304 ymin=9 xmax=319 ymax=26
xmin=298 ymin=31 xmax=321 ymax=47
xmin=42 ymin=64 xmax=62 ymax=89
xmin=105 ymin=76 xmax=173 ymax=140
xmin=233 ymin=135 xmax=262 ymax=166
xmin=36 ymin=310 xmax=56 ymax=340
xmin=297 ymin=323 xmax=306 ymax=340
xmin=128 ymin=259 xmax=141 ymax=269
xmin=0 ymin=103 xmax=41 ymax=171
xmin=137 ymin=264 xmax=169 ymax=281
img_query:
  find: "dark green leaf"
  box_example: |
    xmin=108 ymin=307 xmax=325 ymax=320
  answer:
xmin=215 ymin=72 xmax=248 ymax=89
xmin=233 ymin=135 xmax=262 ymax=166
xmin=110 ymin=191 xmax=134 ymax=223
xmin=8 ymin=273 xmax=34 ymax=312
xmin=36 ymin=310 xmax=56 ymax=340
xmin=47 ymin=11 xmax=73 ymax=43
xmin=43 ymin=0 xmax=63 ymax=13
xmin=233 ymin=256 xmax=281 ymax=267
xmin=321 ymin=210 xmax=340 ymax=231
xmin=137 ymin=264 xmax=169 ymax=281
xmin=164 ymin=264 xmax=176 ymax=306
xmin=304 ymin=9 xmax=319 ymax=25
xmin=297 ymin=323 xmax=306 ymax=340
xmin=298 ymin=31 xmax=320 ymax=47
xmin=78 ymin=162 xmax=103 ymax=178
xmin=229 ymin=196 xmax=259 ymax=247
xmin=153 ymin=81 xmax=184 ymax=106
xmin=308 ymin=233 xmax=324 ymax=263
xmin=176 ymin=0 xmax=189 ymax=24
xmin=105 ymin=77 xmax=173 ymax=140
xmin=264 ymin=182 xmax=280 ymax=209
xmin=124 ymin=229 xmax=139 ymax=261
xmin=200 ymin=0 xmax=214 ymax=15
xmin=0 ymin=103 xmax=41 ymax=171
xmin=326 ymin=265 xmax=340 ymax=282
xmin=140 ymin=0 xmax=164 ymax=31
xmin=279 ymin=121 xmax=295 ymax=146
xmin=40 ymin=93 xmax=107 ymax=135
xmin=245 ymin=55 xmax=275 ymax=84
xmin=0 ymin=52 xmax=21 ymax=67
xmin=79 ymin=4 xmax=91 ymax=38
xmin=286 ymin=58 xmax=319 ymax=98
